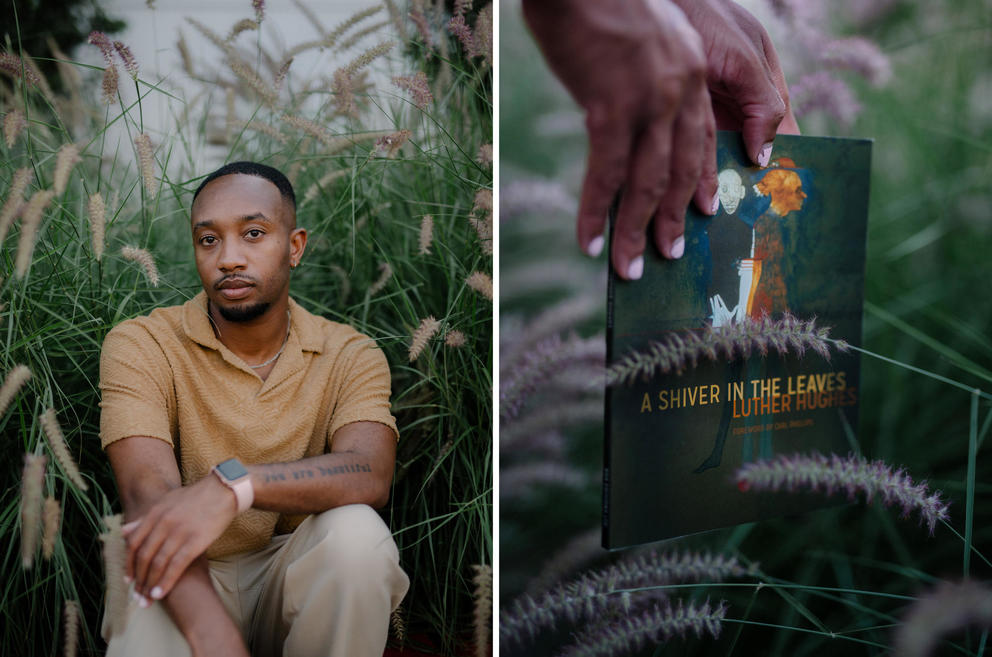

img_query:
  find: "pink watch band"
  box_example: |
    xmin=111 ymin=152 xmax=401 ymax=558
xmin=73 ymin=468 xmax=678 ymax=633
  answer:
xmin=212 ymin=461 xmax=254 ymax=513
xmin=227 ymin=476 xmax=254 ymax=513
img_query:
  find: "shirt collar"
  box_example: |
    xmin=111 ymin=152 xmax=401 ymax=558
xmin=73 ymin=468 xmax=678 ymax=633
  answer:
xmin=182 ymin=291 xmax=324 ymax=354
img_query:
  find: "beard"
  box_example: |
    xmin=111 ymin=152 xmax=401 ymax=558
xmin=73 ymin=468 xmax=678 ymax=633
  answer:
xmin=216 ymin=300 xmax=271 ymax=322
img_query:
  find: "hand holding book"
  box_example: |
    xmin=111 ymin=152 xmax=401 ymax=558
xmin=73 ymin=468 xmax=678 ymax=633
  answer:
xmin=523 ymin=0 xmax=799 ymax=281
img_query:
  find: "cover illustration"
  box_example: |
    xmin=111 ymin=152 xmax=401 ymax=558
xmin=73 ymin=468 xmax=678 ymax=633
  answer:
xmin=604 ymin=132 xmax=872 ymax=549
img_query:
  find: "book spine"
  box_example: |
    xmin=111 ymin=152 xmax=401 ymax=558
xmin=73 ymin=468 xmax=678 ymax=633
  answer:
xmin=602 ymin=201 xmax=618 ymax=548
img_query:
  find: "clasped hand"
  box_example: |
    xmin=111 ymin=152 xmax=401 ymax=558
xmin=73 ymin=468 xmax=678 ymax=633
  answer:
xmin=123 ymin=475 xmax=237 ymax=603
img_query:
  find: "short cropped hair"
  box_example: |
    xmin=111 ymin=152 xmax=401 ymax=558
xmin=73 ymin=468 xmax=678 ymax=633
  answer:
xmin=193 ymin=161 xmax=296 ymax=209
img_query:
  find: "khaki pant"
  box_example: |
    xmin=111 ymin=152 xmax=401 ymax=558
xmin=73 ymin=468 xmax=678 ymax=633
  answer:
xmin=104 ymin=505 xmax=409 ymax=657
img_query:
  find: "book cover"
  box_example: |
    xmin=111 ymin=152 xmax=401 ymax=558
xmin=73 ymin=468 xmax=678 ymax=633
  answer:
xmin=604 ymin=131 xmax=872 ymax=549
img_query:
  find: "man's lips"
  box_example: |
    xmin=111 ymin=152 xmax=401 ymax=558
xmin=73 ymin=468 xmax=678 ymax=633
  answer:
xmin=215 ymin=278 xmax=255 ymax=300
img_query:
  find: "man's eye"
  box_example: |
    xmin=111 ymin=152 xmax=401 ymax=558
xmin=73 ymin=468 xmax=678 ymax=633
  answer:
xmin=247 ymin=229 xmax=264 ymax=239
xmin=200 ymin=235 xmax=216 ymax=245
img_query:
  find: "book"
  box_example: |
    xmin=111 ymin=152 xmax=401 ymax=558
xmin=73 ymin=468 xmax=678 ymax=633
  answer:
xmin=603 ymin=131 xmax=872 ymax=549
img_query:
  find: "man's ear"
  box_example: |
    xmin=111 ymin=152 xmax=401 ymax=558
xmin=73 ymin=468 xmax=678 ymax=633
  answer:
xmin=289 ymin=227 xmax=308 ymax=267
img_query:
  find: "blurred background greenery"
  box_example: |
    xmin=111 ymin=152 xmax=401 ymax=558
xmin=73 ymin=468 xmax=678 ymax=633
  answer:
xmin=1 ymin=1 xmax=491 ymax=655
xmin=500 ymin=0 xmax=992 ymax=655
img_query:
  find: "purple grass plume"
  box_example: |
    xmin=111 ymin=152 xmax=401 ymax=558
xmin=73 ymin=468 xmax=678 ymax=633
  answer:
xmin=501 ymin=551 xmax=753 ymax=647
xmin=500 ymin=333 xmax=604 ymax=423
xmin=561 ymin=599 xmax=727 ymax=657
xmin=893 ymin=580 xmax=992 ymax=657
xmin=735 ymin=452 xmax=950 ymax=534
xmin=606 ymin=313 xmax=845 ymax=386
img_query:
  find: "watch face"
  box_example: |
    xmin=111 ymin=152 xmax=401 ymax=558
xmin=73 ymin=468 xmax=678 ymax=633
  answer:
xmin=216 ymin=458 xmax=248 ymax=480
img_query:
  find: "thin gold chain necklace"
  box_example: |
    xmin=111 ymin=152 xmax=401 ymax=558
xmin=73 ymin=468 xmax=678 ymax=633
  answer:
xmin=248 ymin=311 xmax=291 ymax=369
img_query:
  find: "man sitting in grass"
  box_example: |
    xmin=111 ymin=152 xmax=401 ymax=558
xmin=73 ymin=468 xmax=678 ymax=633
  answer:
xmin=98 ymin=161 xmax=408 ymax=657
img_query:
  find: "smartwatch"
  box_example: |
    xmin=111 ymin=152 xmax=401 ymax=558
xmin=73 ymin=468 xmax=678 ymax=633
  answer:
xmin=211 ymin=458 xmax=254 ymax=513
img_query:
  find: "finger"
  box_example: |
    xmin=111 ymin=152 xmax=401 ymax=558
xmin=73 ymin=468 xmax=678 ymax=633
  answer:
xmin=144 ymin=537 xmax=185 ymax=600
xmin=133 ymin=524 xmax=171 ymax=596
xmin=122 ymin=519 xmax=141 ymax=535
xmin=151 ymin=544 xmax=195 ymax=601
xmin=719 ymin=12 xmax=787 ymax=164
xmin=692 ymin=93 xmax=719 ymax=216
xmin=753 ymin=20 xmax=800 ymax=135
xmin=124 ymin=514 xmax=158 ymax=583
xmin=653 ymin=84 xmax=708 ymax=260
xmin=577 ymin=106 xmax=634 ymax=258
xmin=611 ymin=116 xmax=676 ymax=279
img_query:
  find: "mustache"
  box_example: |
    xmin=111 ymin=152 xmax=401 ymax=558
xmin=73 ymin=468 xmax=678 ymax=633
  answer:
xmin=214 ymin=275 xmax=257 ymax=290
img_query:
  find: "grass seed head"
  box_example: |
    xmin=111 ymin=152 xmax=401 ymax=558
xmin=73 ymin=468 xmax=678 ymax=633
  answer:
xmin=20 ymin=453 xmax=47 ymax=569
xmin=409 ymin=316 xmax=441 ymax=361
xmin=121 ymin=245 xmax=160 ymax=286
xmin=3 ymin=108 xmax=26 ymax=148
xmin=467 ymin=271 xmax=492 ymax=301
xmin=39 ymin=408 xmax=89 ymax=491
xmin=15 ymin=189 xmax=54 ymax=278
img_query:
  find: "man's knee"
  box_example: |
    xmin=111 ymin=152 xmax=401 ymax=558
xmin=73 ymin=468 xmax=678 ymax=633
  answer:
xmin=300 ymin=504 xmax=400 ymax=572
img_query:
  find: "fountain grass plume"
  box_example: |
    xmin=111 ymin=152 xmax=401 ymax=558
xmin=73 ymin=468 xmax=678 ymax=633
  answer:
xmin=893 ymin=580 xmax=992 ymax=657
xmin=418 ymin=215 xmax=434 ymax=255
xmin=606 ymin=313 xmax=846 ymax=386
xmin=0 ymin=52 xmax=42 ymax=86
xmin=560 ymin=599 xmax=727 ymax=657
xmin=134 ymin=133 xmax=156 ymax=195
xmin=445 ymin=330 xmax=466 ymax=348
xmin=736 ymin=452 xmax=950 ymax=534
xmin=500 ymin=462 xmax=587 ymax=501
xmin=500 ymin=333 xmax=604 ymax=423
xmin=409 ymin=316 xmax=441 ymax=362
xmin=0 ymin=167 xmax=32 ymax=245
xmin=20 ymin=453 xmax=47 ymax=569
xmin=0 ymin=364 xmax=32 ymax=417
xmin=369 ymin=262 xmax=392 ymax=296
xmin=101 ymin=65 xmax=119 ymax=104
xmin=467 ymin=271 xmax=492 ymax=301
xmin=39 ymin=408 xmax=89 ymax=491
xmin=88 ymin=192 xmax=105 ymax=260
xmin=501 ymin=551 xmax=753 ymax=646
xmin=100 ymin=515 xmax=128 ymax=637
xmin=392 ymin=71 xmax=433 ymax=110
xmin=41 ymin=496 xmax=61 ymax=559
xmin=3 ymin=108 xmax=26 ymax=148
xmin=63 ymin=599 xmax=80 ymax=657
xmin=112 ymin=41 xmax=139 ymax=79
xmin=472 ymin=564 xmax=492 ymax=657
xmin=120 ymin=246 xmax=160 ymax=286
xmin=14 ymin=189 xmax=53 ymax=278
xmin=376 ymin=129 xmax=411 ymax=158
xmin=53 ymin=144 xmax=80 ymax=196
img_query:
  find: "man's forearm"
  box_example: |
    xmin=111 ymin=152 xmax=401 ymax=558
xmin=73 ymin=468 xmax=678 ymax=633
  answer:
xmin=247 ymin=451 xmax=391 ymax=513
xmin=119 ymin=472 xmax=245 ymax=654
xmin=160 ymin=557 xmax=246 ymax=655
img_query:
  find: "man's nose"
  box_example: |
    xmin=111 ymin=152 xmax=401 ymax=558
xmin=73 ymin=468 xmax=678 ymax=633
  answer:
xmin=217 ymin=240 xmax=247 ymax=271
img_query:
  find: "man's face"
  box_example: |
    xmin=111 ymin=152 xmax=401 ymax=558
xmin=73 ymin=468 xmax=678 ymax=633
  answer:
xmin=717 ymin=169 xmax=746 ymax=214
xmin=190 ymin=174 xmax=305 ymax=322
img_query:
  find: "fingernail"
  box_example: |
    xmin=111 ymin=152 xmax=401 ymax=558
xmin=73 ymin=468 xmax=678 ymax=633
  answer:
xmin=709 ymin=192 xmax=720 ymax=215
xmin=132 ymin=591 xmax=147 ymax=607
xmin=585 ymin=235 xmax=604 ymax=258
xmin=671 ymin=236 xmax=685 ymax=259
xmin=123 ymin=575 xmax=132 ymax=585
xmin=627 ymin=256 xmax=644 ymax=281
xmin=150 ymin=586 xmax=163 ymax=600
xmin=758 ymin=143 xmax=773 ymax=168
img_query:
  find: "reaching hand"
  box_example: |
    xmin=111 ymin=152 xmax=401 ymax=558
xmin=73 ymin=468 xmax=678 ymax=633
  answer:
xmin=672 ymin=0 xmax=800 ymax=141
xmin=524 ymin=0 xmax=719 ymax=280
xmin=123 ymin=474 xmax=238 ymax=604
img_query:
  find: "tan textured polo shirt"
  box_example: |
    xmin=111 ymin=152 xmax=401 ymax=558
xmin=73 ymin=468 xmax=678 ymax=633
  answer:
xmin=98 ymin=291 xmax=398 ymax=558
